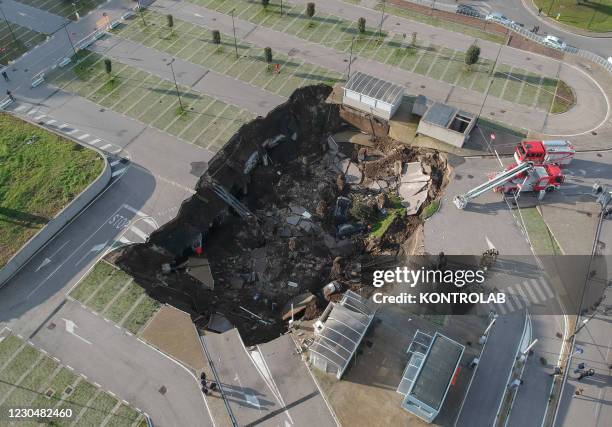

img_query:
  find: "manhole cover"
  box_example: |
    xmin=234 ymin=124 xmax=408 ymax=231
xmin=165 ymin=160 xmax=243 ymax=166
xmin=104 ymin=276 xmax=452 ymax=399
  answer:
xmin=500 ymin=109 xmax=506 ymax=113
xmin=47 ymin=322 xmax=56 ymax=330
xmin=592 ymin=131 xmax=597 ymax=135
xmin=64 ymin=386 xmax=73 ymax=395
xmin=45 ymin=388 xmax=54 ymax=398
xmin=158 ymin=385 xmax=167 ymax=395
xmin=288 ymin=48 xmax=298 ymax=57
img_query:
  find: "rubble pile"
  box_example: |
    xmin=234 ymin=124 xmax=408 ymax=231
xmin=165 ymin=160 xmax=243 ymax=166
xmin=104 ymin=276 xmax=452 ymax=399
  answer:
xmin=116 ymin=85 xmax=449 ymax=345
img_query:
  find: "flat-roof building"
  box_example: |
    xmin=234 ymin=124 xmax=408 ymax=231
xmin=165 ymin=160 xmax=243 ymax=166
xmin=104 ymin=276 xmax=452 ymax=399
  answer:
xmin=342 ymin=72 xmax=404 ymax=120
xmin=397 ymin=330 xmax=465 ymax=423
xmin=414 ymin=100 xmax=476 ymax=148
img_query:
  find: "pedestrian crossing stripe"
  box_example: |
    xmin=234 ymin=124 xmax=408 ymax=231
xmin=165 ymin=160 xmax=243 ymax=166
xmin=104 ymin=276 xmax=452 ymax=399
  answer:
xmin=490 ymin=277 xmax=557 ymax=315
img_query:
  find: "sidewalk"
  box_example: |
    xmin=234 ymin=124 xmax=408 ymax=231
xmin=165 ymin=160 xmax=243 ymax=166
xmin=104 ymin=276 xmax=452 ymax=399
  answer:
xmin=0 ymin=0 xmax=67 ymax=34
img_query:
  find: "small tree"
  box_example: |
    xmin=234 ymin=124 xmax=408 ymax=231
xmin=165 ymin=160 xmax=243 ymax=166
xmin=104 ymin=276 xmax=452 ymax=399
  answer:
xmin=104 ymin=58 xmax=112 ymax=76
xmin=261 ymin=0 xmax=270 ymax=8
xmin=358 ymin=17 xmax=366 ymax=34
xmin=350 ymin=199 xmax=376 ymax=224
xmin=465 ymin=44 xmax=480 ymax=71
xmin=212 ymin=30 xmax=221 ymax=45
xmin=306 ymin=3 xmax=315 ymax=18
xmin=167 ymin=14 xmax=174 ymax=30
xmin=264 ymin=47 xmax=273 ymax=64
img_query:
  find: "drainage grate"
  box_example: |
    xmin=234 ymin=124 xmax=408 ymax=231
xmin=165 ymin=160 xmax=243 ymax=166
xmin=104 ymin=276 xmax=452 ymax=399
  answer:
xmin=64 ymin=386 xmax=73 ymax=395
xmin=47 ymin=322 xmax=56 ymax=330
xmin=158 ymin=386 xmax=167 ymax=395
xmin=45 ymin=388 xmax=54 ymax=398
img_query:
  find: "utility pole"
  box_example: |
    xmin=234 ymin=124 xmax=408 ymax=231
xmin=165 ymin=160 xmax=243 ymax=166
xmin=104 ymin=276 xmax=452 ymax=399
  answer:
xmin=378 ymin=0 xmax=385 ymax=38
xmin=231 ymin=9 xmax=238 ymax=58
xmin=61 ymin=21 xmax=77 ymax=57
xmin=167 ymin=58 xmax=184 ymax=111
xmin=347 ymin=36 xmax=355 ymax=80
xmin=431 ymin=0 xmax=436 ymax=16
xmin=280 ymin=0 xmax=283 ymax=16
xmin=137 ymin=0 xmax=147 ymax=26
xmin=476 ymin=40 xmax=502 ymax=121
xmin=0 ymin=2 xmax=18 ymax=45
xmin=547 ymin=0 xmax=557 ymax=15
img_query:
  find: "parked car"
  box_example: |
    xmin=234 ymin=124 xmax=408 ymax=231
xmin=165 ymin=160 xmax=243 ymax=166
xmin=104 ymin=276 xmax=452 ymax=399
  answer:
xmin=542 ymin=35 xmax=567 ymax=50
xmin=485 ymin=12 xmax=513 ymax=26
xmin=456 ymin=4 xmax=482 ymax=18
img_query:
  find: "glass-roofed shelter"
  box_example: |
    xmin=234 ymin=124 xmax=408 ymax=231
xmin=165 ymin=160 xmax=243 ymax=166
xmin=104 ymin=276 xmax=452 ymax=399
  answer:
xmin=397 ymin=330 xmax=465 ymax=423
xmin=309 ymin=290 xmax=377 ymax=379
xmin=342 ymin=72 xmax=404 ymax=120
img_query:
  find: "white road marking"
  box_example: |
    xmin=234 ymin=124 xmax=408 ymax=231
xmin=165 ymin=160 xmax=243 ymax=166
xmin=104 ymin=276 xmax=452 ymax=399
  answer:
xmin=66 ymin=129 xmax=79 ymax=135
xmin=46 ymin=119 xmax=56 ymax=125
xmin=34 ymin=114 xmax=46 ymax=120
xmin=143 ymin=217 xmax=158 ymax=229
xmin=111 ymin=168 xmax=126 ymax=177
xmin=123 ymin=205 xmax=147 ymax=217
xmin=61 ymin=318 xmax=92 ymax=345
xmin=90 ymin=138 xmax=101 ymax=145
xmin=15 ymin=105 xmax=27 ymax=112
xmin=129 ymin=226 xmax=148 ymax=241
xmin=75 ymin=241 xmax=108 ymax=267
xmin=522 ymin=280 xmax=541 ymax=303
xmin=485 ymin=235 xmax=496 ymax=250
xmin=27 ymin=109 xmax=37 ymax=115
xmin=35 ymin=258 xmax=52 ymax=272
xmin=110 ymin=160 xmax=121 ymax=167
xmin=59 ymin=123 xmax=69 ymax=129
xmin=539 ymin=278 xmax=555 ymax=299
xmin=118 ymin=236 xmax=131 ymax=244
xmin=100 ymin=144 xmax=113 ymax=150
xmin=530 ymin=278 xmax=548 ymax=301
xmin=78 ymin=133 xmax=90 ymax=140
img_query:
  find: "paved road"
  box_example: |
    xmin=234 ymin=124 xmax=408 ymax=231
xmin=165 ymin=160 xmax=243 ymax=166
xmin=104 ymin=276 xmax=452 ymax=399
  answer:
xmin=0 ymin=0 xmax=67 ymax=34
xmin=32 ymin=299 xmax=213 ymax=427
xmin=459 ymin=0 xmax=612 ymax=58
xmin=203 ymin=330 xmax=337 ymax=427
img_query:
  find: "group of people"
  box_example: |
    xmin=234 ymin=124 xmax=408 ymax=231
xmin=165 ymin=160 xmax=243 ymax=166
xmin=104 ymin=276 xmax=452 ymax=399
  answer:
xmin=2 ymin=70 xmax=14 ymax=101
xmin=200 ymin=372 xmax=218 ymax=396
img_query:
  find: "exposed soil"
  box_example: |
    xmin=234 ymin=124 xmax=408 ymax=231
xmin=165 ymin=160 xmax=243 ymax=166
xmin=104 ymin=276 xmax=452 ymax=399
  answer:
xmin=116 ymin=84 xmax=449 ymax=345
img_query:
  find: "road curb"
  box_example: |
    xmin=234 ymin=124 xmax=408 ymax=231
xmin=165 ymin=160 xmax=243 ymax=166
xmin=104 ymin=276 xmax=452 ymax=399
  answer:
xmin=0 ymin=114 xmax=111 ymax=287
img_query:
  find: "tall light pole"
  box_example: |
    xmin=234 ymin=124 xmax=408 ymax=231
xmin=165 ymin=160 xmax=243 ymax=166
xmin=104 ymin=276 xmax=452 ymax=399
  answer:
xmin=166 ymin=58 xmax=184 ymax=111
xmin=0 ymin=2 xmax=18 ymax=45
xmin=378 ymin=0 xmax=385 ymax=38
xmin=347 ymin=36 xmax=355 ymax=80
xmin=61 ymin=21 xmax=77 ymax=57
xmin=231 ymin=9 xmax=238 ymax=58
xmin=280 ymin=0 xmax=283 ymax=16
xmin=431 ymin=0 xmax=436 ymax=16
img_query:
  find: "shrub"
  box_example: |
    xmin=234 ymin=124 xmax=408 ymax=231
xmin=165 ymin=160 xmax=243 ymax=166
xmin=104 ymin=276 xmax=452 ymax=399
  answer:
xmin=306 ymin=2 xmax=315 ymax=18
xmin=264 ymin=47 xmax=273 ymax=63
xmin=103 ymin=58 xmax=112 ymax=75
xmin=465 ymin=44 xmax=480 ymax=71
xmin=358 ymin=17 xmax=366 ymax=34
xmin=212 ymin=30 xmax=221 ymax=45
xmin=166 ymin=14 xmax=174 ymax=29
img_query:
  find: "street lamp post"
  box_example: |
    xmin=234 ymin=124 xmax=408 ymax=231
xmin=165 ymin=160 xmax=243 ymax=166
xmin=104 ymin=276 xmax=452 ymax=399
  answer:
xmin=347 ymin=36 xmax=355 ymax=80
xmin=61 ymin=22 xmax=78 ymax=57
xmin=378 ymin=0 xmax=385 ymax=38
xmin=0 ymin=2 xmax=18 ymax=45
xmin=231 ymin=9 xmax=239 ymax=58
xmin=166 ymin=58 xmax=184 ymax=112
xmin=137 ymin=0 xmax=147 ymax=26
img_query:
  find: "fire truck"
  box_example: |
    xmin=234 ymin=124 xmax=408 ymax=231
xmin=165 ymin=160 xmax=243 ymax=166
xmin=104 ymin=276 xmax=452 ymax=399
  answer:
xmin=514 ymin=140 xmax=574 ymax=166
xmin=454 ymin=140 xmax=573 ymax=209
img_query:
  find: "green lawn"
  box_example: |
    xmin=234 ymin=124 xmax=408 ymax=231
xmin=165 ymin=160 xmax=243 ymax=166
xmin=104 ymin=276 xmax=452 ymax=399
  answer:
xmin=0 ymin=113 xmax=104 ymax=268
xmin=0 ymin=334 xmax=144 ymax=425
xmin=0 ymin=21 xmax=47 ymax=66
xmin=16 ymin=0 xmax=107 ymax=20
xmin=534 ymin=0 xmax=612 ymax=32
xmin=70 ymin=260 xmax=161 ymax=334
xmin=520 ymin=207 xmax=563 ymax=255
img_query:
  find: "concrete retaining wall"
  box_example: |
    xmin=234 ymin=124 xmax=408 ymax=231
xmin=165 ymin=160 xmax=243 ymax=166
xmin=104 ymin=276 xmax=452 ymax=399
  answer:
xmin=0 ymin=123 xmax=111 ymax=287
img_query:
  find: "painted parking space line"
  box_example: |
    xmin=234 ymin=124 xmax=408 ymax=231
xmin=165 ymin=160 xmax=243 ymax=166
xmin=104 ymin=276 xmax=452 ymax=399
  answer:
xmin=15 ymin=105 xmax=27 ymax=112
xmin=90 ymin=138 xmax=101 ymax=145
xmin=111 ymin=168 xmax=126 ymax=178
xmin=46 ymin=119 xmax=56 ymax=125
xmin=100 ymin=144 xmax=113 ymax=150
xmin=110 ymin=160 xmax=121 ymax=167
xmin=78 ymin=133 xmax=90 ymax=140
xmin=66 ymin=129 xmax=79 ymax=135
xmin=123 ymin=205 xmax=147 ymax=217
xmin=34 ymin=114 xmax=46 ymax=120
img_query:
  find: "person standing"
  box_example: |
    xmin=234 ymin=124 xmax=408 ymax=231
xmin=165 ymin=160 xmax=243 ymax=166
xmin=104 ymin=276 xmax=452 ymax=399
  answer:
xmin=1 ymin=71 xmax=8 ymax=81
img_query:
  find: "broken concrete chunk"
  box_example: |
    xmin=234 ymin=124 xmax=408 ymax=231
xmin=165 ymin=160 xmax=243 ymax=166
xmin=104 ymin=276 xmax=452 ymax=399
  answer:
xmin=287 ymin=281 xmax=298 ymax=288
xmin=262 ymin=134 xmax=286 ymax=149
xmin=244 ymin=151 xmax=259 ymax=175
xmin=291 ymin=205 xmax=307 ymax=215
xmin=299 ymin=220 xmax=313 ymax=232
xmin=286 ymin=215 xmax=301 ymax=226
xmin=401 ymin=161 xmax=430 ymax=183
xmin=398 ymin=181 xmax=429 ymax=200
xmin=402 ymin=190 xmax=428 ymax=215
xmin=345 ymin=162 xmax=362 ymax=184
xmin=327 ymin=135 xmax=338 ymax=152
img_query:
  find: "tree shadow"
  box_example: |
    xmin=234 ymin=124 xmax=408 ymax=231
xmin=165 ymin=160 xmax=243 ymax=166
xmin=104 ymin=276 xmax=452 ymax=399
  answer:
xmin=0 ymin=207 xmax=48 ymax=228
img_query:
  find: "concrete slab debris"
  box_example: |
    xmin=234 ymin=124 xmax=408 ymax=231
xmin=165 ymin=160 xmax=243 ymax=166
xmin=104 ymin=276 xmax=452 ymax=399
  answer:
xmin=402 ymin=190 xmax=429 ymax=215
xmin=287 ymin=215 xmax=301 ymax=226
xmin=401 ymin=162 xmax=430 ymax=183
xmin=208 ymin=312 xmax=234 ymax=333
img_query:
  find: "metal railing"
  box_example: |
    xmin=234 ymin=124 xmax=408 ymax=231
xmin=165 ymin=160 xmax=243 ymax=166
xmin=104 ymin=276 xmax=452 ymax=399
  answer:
xmin=398 ymin=0 xmax=612 ymax=74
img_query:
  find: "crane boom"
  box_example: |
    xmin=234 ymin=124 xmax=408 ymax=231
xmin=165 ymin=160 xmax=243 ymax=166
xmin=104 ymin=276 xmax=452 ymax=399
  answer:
xmin=454 ymin=162 xmax=533 ymax=209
